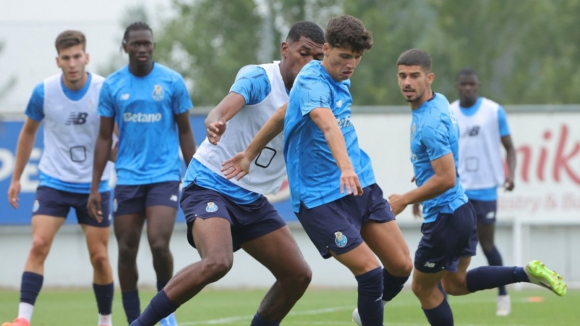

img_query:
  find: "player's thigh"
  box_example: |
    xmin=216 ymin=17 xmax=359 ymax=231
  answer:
xmin=331 ymin=241 xmax=381 ymax=276
xmin=114 ymin=212 xmax=146 ymax=248
xmin=31 ymin=214 xmax=66 ymax=249
xmin=242 ymin=225 xmax=309 ymax=278
xmin=361 ymin=220 xmax=411 ymax=274
xmin=81 ymin=224 xmax=111 ymax=255
xmin=441 ymin=256 xmax=472 ymax=295
xmin=191 ymin=217 xmax=234 ymax=262
xmin=412 ymin=267 xmax=447 ymax=295
xmin=145 ymin=205 xmax=177 ymax=245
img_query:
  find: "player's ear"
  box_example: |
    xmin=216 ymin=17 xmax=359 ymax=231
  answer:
xmin=428 ymin=72 xmax=435 ymax=84
xmin=55 ymin=56 xmax=61 ymax=68
xmin=322 ymin=43 xmax=329 ymax=56
xmin=85 ymin=52 xmax=90 ymax=65
xmin=280 ymin=41 xmax=289 ymax=58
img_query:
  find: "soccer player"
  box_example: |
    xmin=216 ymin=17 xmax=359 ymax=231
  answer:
xmin=222 ymin=16 xmax=413 ymax=326
xmin=129 ymin=21 xmax=325 ymax=326
xmin=390 ymin=48 xmax=567 ymax=326
xmin=450 ymin=67 xmax=516 ymax=316
xmin=87 ymin=22 xmax=196 ymax=326
xmin=3 ymin=31 xmax=114 ymax=326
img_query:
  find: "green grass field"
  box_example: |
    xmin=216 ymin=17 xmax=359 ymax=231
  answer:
xmin=0 ymin=288 xmax=578 ymax=325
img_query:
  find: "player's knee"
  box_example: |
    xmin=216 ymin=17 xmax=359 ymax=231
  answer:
xmin=200 ymin=256 xmax=233 ymax=282
xmin=390 ymin=256 xmax=413 ymax=277
xmin=149 ymin=241 xmax=171 ymax=260
xmin=117 ymin=244 xmax=139 ymax=263
xmin=90 ymin=250 xmax=110 ymax=272
xmin=284 ymin=264 xmax=312 ymax=291
xmin=480 ymin=241 xmax=495 ymax=253
xmin=411 ymin=281 xmax=435 ymax=299
xmin=29 ymin=237 xmax=51 ymax=260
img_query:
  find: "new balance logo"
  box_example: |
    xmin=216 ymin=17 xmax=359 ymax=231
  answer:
xmin=463 ymin=126 xmax=480 ymax=137
xmin=169 ymin=195 xmax=178 ymax=202
xmin=66 ymin=112 xmax=88 ymax=125
xmin=424 ymin=262 xmax=436 ymax=268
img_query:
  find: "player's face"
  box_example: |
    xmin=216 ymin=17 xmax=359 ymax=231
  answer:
xmin=397 ymin=65 xmax=434 ymax=106
xmin=322 ymin=43 xmax=363 ymax=82
xmin=281 ymin=36 xmax=324 ymax=88
xmin=123 ymin=30 xmax=155 ymax=67
xmin=56 ymin=44 xmax=89 ymax=85
xmin=456 ymin=74 xmax=479 ymax=103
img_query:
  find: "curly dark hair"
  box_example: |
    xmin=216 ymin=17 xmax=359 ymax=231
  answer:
xmin=325 ymin=15 xmax=372 ymax=53
xmin=286 ymin=21 xmax=325 ymax=45
xmin=397 ymin=49 xmax=432 ymax=72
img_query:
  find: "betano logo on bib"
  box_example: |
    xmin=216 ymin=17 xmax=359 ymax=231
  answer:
xmin=123 ymin=112 xmax=162 ymax=123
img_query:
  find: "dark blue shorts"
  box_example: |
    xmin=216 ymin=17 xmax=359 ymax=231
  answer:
xmin=469 ymin=199 xmax=497 ymax=224
xmin=180 ymin=182 xmax=287 ymax=252
xmin=414 ymin=202 xmax=478 ymax=273
xmin=295 ymin=183 xmax=396 ymax=259
xmin=113 ymin=181 xmax=180 ymax=216
xmin=33 ymin=186 xmax=111 ymax=227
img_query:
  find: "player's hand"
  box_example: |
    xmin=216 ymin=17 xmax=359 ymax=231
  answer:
xmin=206 ymin=119 xmax=227 ymax=145
xmin=504 ymin=176 xmax=515 ymax=191
xmin=222 ymin=151 xmax=251 ymax=181
xmin=412 ymin=203 xmax=423 ymax=219
xmin=388 ymin=193 xmax=408 ymax=216
xmin=7 ymin=180 xmax=21 ymax=209
xmin=108 ymin=140 xmax=118 ymax=163
xmin=87 ymin=191 xmax=103 ymax=223
xmin=340 ymin=168 xmax=363 ymax=196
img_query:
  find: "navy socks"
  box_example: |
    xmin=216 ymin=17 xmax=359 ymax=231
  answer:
xmin=483 ymin=246 xmax=507 ymax=295
xmin=136 ymin=290 xmax=178 ymax=326
xmin=356 ymin=267 xmax=384 ymax=326
xmin=466 ymin=266 xmax=529 ymax=293
xmin=20 ymin=272 xmax=43 ymax=305
xmin=382 ymin=268 xmax=408 ymax=303
xmin=93 ymin=283 xmax=114 ymax=315
xmin=423 ymin=299 xmax=453 ymax=326
xmin=122 ymin=290 xmax=141 ymax=323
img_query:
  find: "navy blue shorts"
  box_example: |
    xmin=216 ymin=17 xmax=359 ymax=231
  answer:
xmin=295 ymin=183 xmax=396 ymax=259
xmin=32 ymin=186 xmax=111 ymax=227
xmin=113 ymin=181 xmax=180 ymax=216
xmin=469 ymin=199 xmax=497 ymax=224
xmin=414 ymin=202 xmax=478 ymax=273
xmin=180 ymin=182 xmax=287 ymax=252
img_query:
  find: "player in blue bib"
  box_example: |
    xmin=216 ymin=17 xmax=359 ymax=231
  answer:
xmin=4 ymin=31 xmax=114 ymax=326
xmin=130 ymin=21 xmax=325 ymax=326
xmin=450 ymin=67 xmax=517 ymax=316
xmin=223 ymin=16 xmax=413 ymax=326
xmin=88 ymin=22 xmax=196 ymax=326
xmin=390 ymin=48 xmax=567 ymax=326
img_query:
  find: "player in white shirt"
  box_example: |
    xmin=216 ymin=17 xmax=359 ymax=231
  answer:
xmin=4 ymin=31 xmax=114 ymax=326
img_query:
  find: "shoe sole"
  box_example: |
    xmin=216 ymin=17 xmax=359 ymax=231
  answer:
xmin=526 ymin=260 xmax=567 ymax=296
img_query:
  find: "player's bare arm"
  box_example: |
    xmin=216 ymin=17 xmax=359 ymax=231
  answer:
xmin=7 ymin=118 xmax=41 ymax=209
xmin=175 ymin=111 xmax=196 ymax=167
xmin=389 ymin=152 xmax=456 ymax=215
xmin=204 ymin=92 xmax=247 ymax=145
xmin=222 ymin=103 xmax=287 ymax=180
xmin=87 ymin=116 xmax=115 ymax=223
xmin=501 ymin=134 xmax=516 ymax=191
xmin=310 ymin=107 xmax=362 ymax=196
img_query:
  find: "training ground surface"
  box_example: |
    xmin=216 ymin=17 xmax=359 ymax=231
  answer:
xmin=0 ymin=288 xmax=577 ymax=325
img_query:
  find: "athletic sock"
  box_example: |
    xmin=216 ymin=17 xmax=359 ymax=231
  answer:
xmin=356 ymin=267 xmax=383 ymax=326
xmin=466 ymin=266 xmax=528 ymax=293
xmin=136 ymin=290 xmax=178 ymax=326
xmin=93 ymin=283 xmax=114 ymax=325
xmin=483 ymin=246 xmax=507 ymax=295
xmin=122 ymin=290 xmax=141 ymax=324
xmin=382 ymin=268 xmax=408 ymax=304
xmin=422 ymin=299 xmax=454 ymax=326
xmin=250 ymin=312 xmax=280 ymax=326
xmin=18 ymin=272 xmax=43 ymax=321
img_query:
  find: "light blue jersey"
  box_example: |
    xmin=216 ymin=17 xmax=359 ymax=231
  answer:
xmin=410 ymin=93 xmax=468 ymax=223
xmin=183 ymin=65 xmax=278 ymax=204
xmin=98 ymin=64 xmax=193 ymax=185
xmin=284 ymin=60 xmax=375 ymax=212
xmin=459 ymin=97 xmax=510 ymax=201
xmin=25 ymin=73 xmax=109 ymax=193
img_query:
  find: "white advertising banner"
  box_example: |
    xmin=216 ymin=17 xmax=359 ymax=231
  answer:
xmin=352 ymin=112 xmax=580 ymax=222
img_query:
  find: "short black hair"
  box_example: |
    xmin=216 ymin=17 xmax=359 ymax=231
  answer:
xmin=286 ymin=21 xmax=325 ymax=45
xmin=397 ymin=49 xmax=432 ymax=72
xmin=325 ymin=15 xmax=373 ymax=53
xmin=456 ymin=67 xmax=478 ymax=80
xmin=121 ymin=21 xmax=153 ymax=48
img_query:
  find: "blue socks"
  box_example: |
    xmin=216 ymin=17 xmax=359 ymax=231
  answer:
xmin=466 ymin=266 xmax=529 ymax=293
xmin=20 ymin=272 xmax=43 ymax=305
xmin=93 ymin=283 xmax=114 ymax=315
xmin=423 ymin=299 xmax=453 ymax=326
xmin=382 ymin=268 xmax=408 ymax=303
xmin=250 ymin=312 xmax=280 ymax=326
xmin=136 ymin=289 xmax=178 ymax=326
xmin=122 ymin=290 xmax=141 ymax=324
xmin=356 ymin=267 xmax=383 ymax=326
xmin=483 ymin=246 xmax=507 ymax=295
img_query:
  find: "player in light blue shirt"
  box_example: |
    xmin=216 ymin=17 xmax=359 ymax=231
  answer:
xmin=88 ymin=22 xmax=196 ymax=326
xmin=223 ymin=16 xmax=413 ymax=326
xmin=391 ymin=49 xmax=567 ymax=326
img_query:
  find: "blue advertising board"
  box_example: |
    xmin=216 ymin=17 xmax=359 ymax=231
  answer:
xmin=0 ymin=115 xmax=296 ymax=225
